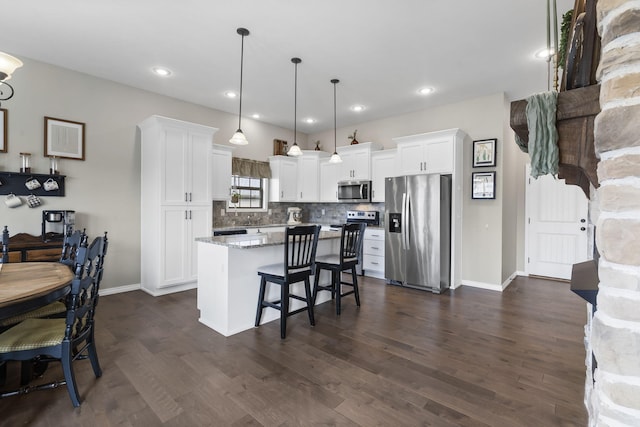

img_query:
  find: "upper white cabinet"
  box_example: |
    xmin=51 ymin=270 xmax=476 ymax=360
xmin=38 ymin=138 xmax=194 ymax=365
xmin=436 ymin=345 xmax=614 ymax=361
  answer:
xmin=336 ymin=142 xmax=382 ymax=181
xmin=139 ymin=115 xmax=218 ymax=296
xmin=211 ymin=144 xmax=234 ymax=201
xmin=269 ymin=156 xmax=298 ymax=202
xmin=394 ymin=131 xmax=456 ymax=175
xmin=319 ymin=159 xmax=340 ymax=202
xmin=148 ymin=121 xmax=216 ymax=206
xmin=297 ymin=150 xmax=329 ymax=202
xmin=371 ymin=149 xmax=397 ymax=202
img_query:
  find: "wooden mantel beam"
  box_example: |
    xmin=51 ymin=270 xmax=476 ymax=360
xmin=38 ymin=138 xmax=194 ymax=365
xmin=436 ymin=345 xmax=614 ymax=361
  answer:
xmin=510 ymin=84 xmax=601 ymax=198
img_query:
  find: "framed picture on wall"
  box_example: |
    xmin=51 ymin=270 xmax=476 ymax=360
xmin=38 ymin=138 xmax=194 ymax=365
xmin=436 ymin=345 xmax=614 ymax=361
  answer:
xmin=472 ymin=171 xmax=496 ymax=199
xmin=44 ymin=117 xmax=86 ymax=160
xmin=472 ymin=138 xmax=497 ymax=167
xmin=0 ymin=108 xmax=7 ymax=153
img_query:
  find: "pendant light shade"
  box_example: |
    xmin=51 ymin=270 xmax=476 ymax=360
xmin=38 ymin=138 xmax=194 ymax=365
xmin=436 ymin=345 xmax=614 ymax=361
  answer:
xmin=287 ymin=57 xmax=303 ymax=157
xmin=0 ymin=51 xmax=23 ymax=105
xmin=329 ymin=78 xmax=342 ymax=164
xmin=229 ymin=28 xmax=250 ymax=146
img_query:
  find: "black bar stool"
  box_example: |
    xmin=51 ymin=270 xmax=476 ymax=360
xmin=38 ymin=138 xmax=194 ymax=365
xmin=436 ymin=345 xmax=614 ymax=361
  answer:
xmin=255 ymin=225 xmax=320 ymax=339
xmin=313 ymin=223 xmax=366 ymax=315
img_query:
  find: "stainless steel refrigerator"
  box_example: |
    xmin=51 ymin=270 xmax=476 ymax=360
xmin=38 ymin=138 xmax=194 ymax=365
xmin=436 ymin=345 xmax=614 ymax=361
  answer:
xmin=384 ymin=174 xmax=451 ymax=293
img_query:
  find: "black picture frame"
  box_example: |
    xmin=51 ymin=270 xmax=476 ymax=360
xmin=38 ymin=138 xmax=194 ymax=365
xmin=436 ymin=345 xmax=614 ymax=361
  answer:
xmin=472 ymin=171 xmax=496 ymax=199
xmin=472 ymin=138 xmax=497 ymax=168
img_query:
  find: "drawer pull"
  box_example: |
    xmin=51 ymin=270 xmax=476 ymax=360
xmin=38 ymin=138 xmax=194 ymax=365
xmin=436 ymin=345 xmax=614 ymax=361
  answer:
xmin=371 ymin=246 xmax=379 ymax=250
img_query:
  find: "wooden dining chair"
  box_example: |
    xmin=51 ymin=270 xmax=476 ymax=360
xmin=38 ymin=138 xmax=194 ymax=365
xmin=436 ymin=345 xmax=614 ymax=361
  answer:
xmin=255 ymin=225 xmax=320 ymax=339
xmin=0 ymin=233 xmax=108 ymax=407
xmin=1 ymin=226 xmax=9 ymax=264
xmin=312 ymin=223 xmax=366 ymax=315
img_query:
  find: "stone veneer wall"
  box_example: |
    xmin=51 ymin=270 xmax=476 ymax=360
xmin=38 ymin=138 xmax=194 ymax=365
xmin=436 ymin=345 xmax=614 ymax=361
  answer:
xmin=589 ymin=1 xmax=640 ymax=425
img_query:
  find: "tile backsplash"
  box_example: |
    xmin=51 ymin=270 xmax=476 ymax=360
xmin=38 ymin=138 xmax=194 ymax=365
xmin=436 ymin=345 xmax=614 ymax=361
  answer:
xmin=212 ymin=201 xmax=384 ymax=228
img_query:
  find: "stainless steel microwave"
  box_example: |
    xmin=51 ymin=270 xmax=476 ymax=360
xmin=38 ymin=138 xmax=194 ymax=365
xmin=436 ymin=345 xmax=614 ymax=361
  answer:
xmin=337 ymin=180 xmax=372 ymax=202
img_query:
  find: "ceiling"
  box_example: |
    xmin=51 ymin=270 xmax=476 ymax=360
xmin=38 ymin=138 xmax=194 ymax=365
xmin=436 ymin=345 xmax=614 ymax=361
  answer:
xmin=4 ymin=0 xmax=574 ymax=134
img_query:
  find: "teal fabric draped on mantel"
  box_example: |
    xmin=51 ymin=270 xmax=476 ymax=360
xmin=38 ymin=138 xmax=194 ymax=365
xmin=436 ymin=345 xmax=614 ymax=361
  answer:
xmin=515 ymin=91 xmax=559 ymax=179
xmin=231 ymin=157 xmax=272 ymax=179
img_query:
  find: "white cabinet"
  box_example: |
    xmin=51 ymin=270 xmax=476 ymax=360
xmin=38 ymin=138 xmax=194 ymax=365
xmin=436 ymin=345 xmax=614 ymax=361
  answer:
xmin=395 ymin=132 xmax=454 ymax=175
xmin=319 ymin=160 xmax=340 ymax=202
xmin=139 ymin=115 xmax=218 ymax=296
xmin=160 ymin=206 xmax=211 ymax=287
xmin=336 ymin=142 xmax=382 ymax=181
xmin=371 ymin=149 xmax=397 ymax=202
xmin=211 ymin=144 xmax=234 ymax=201
xmin=296 ymin=151 xmax=329 ymax=202
xmin=363 ymin=227 xmax=385 ymax=279
xmin=269 ymin=156 xmax=298 ymax=202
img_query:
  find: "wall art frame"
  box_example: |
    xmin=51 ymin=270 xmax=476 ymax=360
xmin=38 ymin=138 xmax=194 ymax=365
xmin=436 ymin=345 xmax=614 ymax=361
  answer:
xmin=0 ymin=108 xmax=7 ymax=153
xmin=472 ymin=171 xmax=496 ymax=199
xmin=44 ymin=116 xmax=85 ymax=160
xmin=472 ymin=138 xmax=497 ymax=168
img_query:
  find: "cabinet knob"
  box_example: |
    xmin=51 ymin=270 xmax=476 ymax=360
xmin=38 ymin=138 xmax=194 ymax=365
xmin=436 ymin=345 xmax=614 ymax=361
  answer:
xmin=581 ymin=227 xmax=586 ymax=231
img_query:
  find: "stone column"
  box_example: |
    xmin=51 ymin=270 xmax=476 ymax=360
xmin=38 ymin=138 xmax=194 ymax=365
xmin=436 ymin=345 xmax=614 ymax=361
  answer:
xmin=590 ymin=0 xmax=640 ymax=425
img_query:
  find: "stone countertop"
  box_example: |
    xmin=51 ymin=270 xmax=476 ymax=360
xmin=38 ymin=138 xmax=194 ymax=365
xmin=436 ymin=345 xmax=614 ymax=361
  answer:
xmin=197 ymin=228 xmax=341 ymax=249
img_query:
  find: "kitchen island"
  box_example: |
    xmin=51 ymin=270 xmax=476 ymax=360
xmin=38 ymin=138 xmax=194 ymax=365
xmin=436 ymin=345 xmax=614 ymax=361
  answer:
xmin=196 ymin=227 xmax=341 ymax=337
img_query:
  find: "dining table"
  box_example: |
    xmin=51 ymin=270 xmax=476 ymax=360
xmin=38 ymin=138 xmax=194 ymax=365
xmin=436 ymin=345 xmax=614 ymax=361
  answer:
xmin=0 ymin=262 xmax=73 ymax=321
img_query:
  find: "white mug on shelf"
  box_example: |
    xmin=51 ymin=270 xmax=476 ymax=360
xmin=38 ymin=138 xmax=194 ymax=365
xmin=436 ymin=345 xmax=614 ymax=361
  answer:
xmin=25 ymin=177 xmax=41 ymax=190
xmin=43 ymin=178 xmax=59 ymax=191
xmin=5 ymin=193 xmax=23 ymax=208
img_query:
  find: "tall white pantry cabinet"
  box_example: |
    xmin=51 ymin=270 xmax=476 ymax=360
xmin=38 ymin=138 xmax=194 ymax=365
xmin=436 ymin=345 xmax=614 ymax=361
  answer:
xmin=139 ymin=115 xmax=219 ymax=296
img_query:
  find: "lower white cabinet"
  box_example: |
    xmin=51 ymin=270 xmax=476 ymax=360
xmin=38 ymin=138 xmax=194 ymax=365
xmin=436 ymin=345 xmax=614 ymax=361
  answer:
xmin=152 ymin=206 xmax=211 ymax=293
xmin=363 ymin=227 xmax=385 ymax=278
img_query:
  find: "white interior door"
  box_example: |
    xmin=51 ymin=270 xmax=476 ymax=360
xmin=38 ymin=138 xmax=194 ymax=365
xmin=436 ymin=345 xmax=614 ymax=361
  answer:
xmin=526 ymin=167 xmax=590 ymax=280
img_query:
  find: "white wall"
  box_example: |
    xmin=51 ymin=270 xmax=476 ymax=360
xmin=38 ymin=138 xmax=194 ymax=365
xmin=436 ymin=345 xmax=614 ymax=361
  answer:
xmin=1 ymin=57 xmax=303 ymax=291
xmin=308 ymin=93 xmax=518 ymax=287
xmin=3 ymin=56 xmax=525 ymax=291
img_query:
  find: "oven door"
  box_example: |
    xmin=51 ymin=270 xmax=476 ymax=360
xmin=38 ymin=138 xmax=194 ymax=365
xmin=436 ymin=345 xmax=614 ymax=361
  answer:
xmin=337 ymin=180 xmax=371 ymax=202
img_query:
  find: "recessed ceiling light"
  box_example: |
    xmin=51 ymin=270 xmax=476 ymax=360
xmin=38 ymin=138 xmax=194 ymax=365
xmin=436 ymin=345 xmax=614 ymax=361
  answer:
xmin=535 ymin=47 xmax=555 ymax=60
xmin=225 ymin=91 xmax=237 ymax=98
xmin=304 ymin=118 xmax=316 ymax=124
xmin=252 ymin=113 xmax=260 ymax=119
xmin=351 ymin=105 xmax=365 ymax=112
xmin=152 ymin=67 xmax=172 ymax=77
xmin=418 ymin=87 xmax=434 ymax=95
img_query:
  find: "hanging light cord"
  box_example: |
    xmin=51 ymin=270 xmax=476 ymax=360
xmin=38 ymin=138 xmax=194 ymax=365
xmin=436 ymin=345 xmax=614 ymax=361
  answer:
xmin=293 ymin=59 xmax=298 ymax=145
xmin=332 ymin=79 xmax=339 ymax=152
xmin=237 ymin=29 xmax=246 ymax=130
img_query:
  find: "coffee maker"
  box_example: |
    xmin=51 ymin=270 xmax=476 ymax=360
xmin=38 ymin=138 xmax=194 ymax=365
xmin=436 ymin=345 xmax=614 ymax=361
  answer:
xmin=42 ymin=210 xmax=75 ymax=242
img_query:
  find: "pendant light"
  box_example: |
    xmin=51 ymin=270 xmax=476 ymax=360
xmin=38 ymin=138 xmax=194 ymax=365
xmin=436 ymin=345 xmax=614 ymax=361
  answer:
xmin=0 ymin=51 xmax=23 ymax=105
xmin=229 ymin=28 xmax=250 ymax=145
xmin=329 ymin=78 xmax=342 ymax=163
xmin=287 ymin=57 xmax=303 ymax=156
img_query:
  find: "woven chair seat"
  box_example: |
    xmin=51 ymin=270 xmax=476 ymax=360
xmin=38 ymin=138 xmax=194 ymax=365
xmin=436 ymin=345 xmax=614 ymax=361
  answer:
xmin=0 ymin=301 xmax=66 ymax=327
xmin=0 ymin=318 xmax=65 ymax=352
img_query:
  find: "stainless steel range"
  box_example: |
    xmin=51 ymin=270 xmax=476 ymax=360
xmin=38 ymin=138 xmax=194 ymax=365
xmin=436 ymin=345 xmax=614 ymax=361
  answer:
xmin=331 ymin=210 xmax=380 ymax=275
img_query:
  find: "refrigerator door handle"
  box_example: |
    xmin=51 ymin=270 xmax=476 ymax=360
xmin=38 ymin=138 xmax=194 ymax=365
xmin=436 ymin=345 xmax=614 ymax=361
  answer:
xmin=401 ymin=192 xmax=407 ymax=250
xmin=404 ymin=192 xmax=411 ymax=249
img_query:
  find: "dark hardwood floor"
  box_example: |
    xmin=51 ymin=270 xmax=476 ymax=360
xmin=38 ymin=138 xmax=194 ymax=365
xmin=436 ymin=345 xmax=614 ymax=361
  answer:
xmin=0 ymin=275 xmax=588 ymax=426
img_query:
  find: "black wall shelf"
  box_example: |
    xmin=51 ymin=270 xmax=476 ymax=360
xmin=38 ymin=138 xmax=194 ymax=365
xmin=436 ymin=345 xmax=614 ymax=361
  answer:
xmin=0 ymin=172 xmax=66 ymax=197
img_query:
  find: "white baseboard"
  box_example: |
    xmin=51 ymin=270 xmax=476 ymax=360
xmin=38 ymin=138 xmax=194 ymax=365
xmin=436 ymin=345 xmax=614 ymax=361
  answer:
xmin=461 ymin=280 xmax=504 ymax=292
xmin=99 ymin=283 xmax=141 ymax=296
xmin=140 ymin=282 xmax=197 ymax=297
